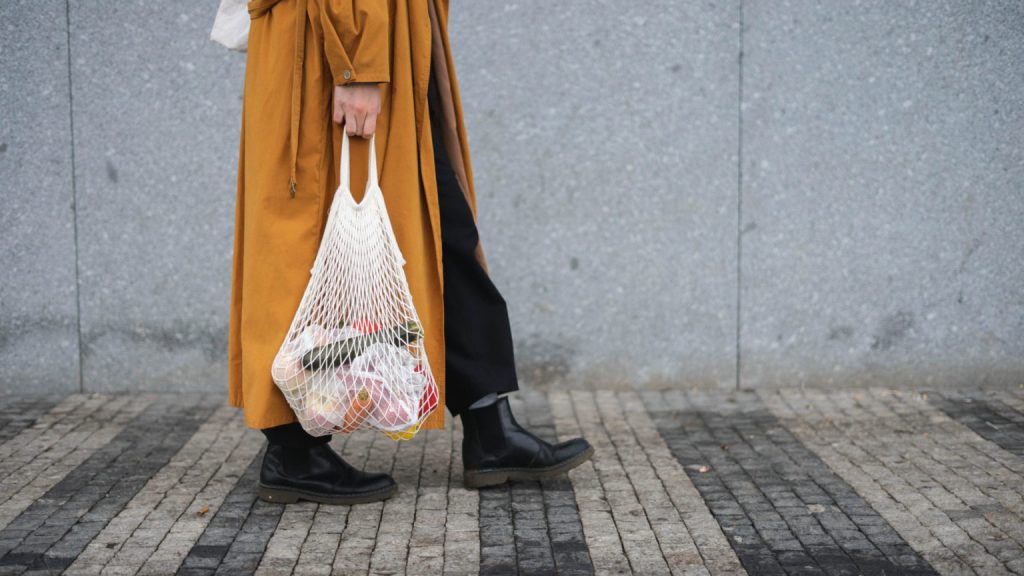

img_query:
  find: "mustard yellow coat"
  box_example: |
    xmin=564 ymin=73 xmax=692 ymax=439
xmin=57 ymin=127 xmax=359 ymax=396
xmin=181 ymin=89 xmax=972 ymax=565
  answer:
xmin=228 ymin=0 xmax=485 ymax=430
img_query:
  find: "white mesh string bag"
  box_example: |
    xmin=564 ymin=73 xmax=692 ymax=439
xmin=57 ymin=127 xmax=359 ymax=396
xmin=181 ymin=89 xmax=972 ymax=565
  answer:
xmin=271 ymin=131 xmax=440 ymax=440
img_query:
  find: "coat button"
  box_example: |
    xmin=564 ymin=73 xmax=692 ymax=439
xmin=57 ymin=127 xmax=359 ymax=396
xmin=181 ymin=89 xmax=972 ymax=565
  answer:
xmin=342 ymin=70 xmax=352 ymax=80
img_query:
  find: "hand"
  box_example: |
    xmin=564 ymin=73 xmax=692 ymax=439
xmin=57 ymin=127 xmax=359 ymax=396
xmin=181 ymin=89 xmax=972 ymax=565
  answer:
xmin=333 ymin=83 xmax=381 ymax=138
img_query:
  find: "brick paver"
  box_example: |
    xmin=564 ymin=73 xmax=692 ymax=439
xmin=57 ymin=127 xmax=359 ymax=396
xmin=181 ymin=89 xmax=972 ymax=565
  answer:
xmin=0 ymin=396 xmax=62 ymax=446
xmin=0 ymin=396 xmax=155 ymax=536
xmin=477 ymin=392 xmax=593 ymax=576
xmin=0 ymin=395 xmax=215 ymax=575
xmin=175 ymin=445 xmax=274 ymax=576
xmin=549 ymin=390 xmax=632 ymax=575
xmin=65 ymin=405 xmax=248 ymax=575
xmin=760 ymin=386 xmax=1024 ymax=575
xmin=644 ymin=388 xmax=937 ymax=576
xmin=617 ymin=390 xmax=742 ymax=576
xmin=3 ymin=386 xmax=1024 ymax=574
xmin=139 ymin=426 xmax=265 ymax=575
xmin=442 ymin=419 xmax=479 ymax=576
xmin=522 ymin=391 xmax=593 ymax=576
xmin=404 ymin=425 xmax=451 ymax=576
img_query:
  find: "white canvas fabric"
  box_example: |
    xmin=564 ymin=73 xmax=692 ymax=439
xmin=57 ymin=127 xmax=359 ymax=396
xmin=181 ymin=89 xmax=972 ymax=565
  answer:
xmin=271 ymin=132 xmax=440 ymax=440
xmin=210 ymin=0 xmax=250 ymax=52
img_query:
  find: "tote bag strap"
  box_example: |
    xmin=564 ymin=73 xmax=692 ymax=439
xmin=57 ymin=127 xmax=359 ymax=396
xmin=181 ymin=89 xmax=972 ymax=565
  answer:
xmin=339 ymin=131 xmax=380 ymax=207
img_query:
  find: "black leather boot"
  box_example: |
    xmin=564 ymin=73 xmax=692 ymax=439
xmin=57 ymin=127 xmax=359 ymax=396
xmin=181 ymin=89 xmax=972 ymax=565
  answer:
xmin=257 ymin=441 xmax=397 ymax=505
xmin=460 ymin=394 xmax=594 ymax=488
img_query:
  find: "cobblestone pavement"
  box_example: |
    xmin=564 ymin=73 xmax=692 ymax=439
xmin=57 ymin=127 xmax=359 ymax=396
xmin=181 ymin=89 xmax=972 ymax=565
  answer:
xmin=2 ymin=385 xmax=1024 ymax=575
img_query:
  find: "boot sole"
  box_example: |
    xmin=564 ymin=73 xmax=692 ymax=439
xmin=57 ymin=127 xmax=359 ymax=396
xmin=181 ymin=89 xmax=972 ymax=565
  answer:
xmin=256 ymin=481 xmax=397 ymax=505
xmin=463 ymin=445 xmax=595 ymax=489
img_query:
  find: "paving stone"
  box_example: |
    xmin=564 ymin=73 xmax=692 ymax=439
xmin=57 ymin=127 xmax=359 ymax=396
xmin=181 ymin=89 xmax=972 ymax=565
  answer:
xmin=548 ymin=391 xmax=634 ymax=575
xmin=331 ymin=430 xmax=400 ymax=575
xmin=475 ymin=392 xmax=596 ymax=575
xmin=760 ymin=387 xmax=999 ymax=575
xmin=443 ymin=419 xmax=480 ymax=576
xmin=405 ymin=425 xmax=453 ymax=576
xmin=285 ymin=429 xmax=371 ymax=576
xmin=5 ymin=387 xmax=1024 ymax=574
xmin=0 ymin=395 xmax=216 ymax=572
xmin=928 ymin=391 xmax=1024 ymax=460
xmin=0 ymin=395 xmax=92 ymax=472
xmin=0 ymin=396 xmax=156 ymax=534
xmin=596 ymin=390 xmax=732 ymax=575
xmin=176 ymin=442 xmax=276 ymax=575
xmin=0 ymin=396 xmax=63 ymax=447
xmin=523 ymin=392 xmax=595 ymax=576
xmin=572 ymin=389 xmax=672 ymax=574
xmin=67 ymin=406 xmax=254 ymax=575
xmin=366 ymin=432 xmax=427 ymax=576
xmin=644 ymin=388 xmax=938 ymax=576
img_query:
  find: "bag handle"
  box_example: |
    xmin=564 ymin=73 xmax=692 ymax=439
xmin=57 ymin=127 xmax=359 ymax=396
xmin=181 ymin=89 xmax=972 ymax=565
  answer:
xmin=334 ymin=128 xmax=406 ymax=267
xmin=339 ymin=130 xmax=380 ymax=199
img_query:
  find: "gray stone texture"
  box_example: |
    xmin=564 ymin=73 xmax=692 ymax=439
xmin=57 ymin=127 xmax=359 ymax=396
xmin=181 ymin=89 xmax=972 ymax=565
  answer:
xmin=450 ymin=1 xmax=741 ymax=389
xmin=2 ymin=1 xmax=1022 ymax=394
xmin=67 ymin=1 xmax=244 ymax=392
xmin=740 ymin=1 xmax=1024 ymax=388
xmin=0 ymin=1 xmax=80 ymax=394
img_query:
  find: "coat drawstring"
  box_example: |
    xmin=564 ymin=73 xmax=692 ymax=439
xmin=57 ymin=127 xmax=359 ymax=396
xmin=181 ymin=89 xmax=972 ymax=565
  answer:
xmin=249 ymin=0 xmax=305 ymax=199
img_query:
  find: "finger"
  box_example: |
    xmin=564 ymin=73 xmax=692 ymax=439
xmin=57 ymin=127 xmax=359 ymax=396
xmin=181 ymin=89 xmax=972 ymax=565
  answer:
xmin=333 ymin=101 xmax=344 ymax=124
xmin=345 ymin=110 xmax=360 ymax=136
xmin=363 ymin=113 xmax=377 ymax=137
xmin=352 ymin=111 xmax=367 ymax=137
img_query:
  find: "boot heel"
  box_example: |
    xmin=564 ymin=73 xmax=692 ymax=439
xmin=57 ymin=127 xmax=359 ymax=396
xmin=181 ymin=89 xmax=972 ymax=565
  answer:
xmin=257 ymin=483 xmax=300 ymax=504
xmin=463 ymin=469 xmax=508 ymax=489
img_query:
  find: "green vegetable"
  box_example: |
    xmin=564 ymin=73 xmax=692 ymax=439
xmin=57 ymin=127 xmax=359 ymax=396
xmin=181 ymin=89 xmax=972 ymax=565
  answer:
xmin=301 ymin=320 xmax=423 ymax=371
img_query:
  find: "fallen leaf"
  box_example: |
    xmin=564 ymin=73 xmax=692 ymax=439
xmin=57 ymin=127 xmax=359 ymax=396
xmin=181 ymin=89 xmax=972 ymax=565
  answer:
xmin=197 ymin=506 xmax=210 ymax=516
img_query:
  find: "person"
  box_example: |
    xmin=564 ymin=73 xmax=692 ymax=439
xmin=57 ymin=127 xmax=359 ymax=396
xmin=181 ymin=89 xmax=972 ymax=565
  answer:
xmin=227 ymin=0 xmax=593 ymax=505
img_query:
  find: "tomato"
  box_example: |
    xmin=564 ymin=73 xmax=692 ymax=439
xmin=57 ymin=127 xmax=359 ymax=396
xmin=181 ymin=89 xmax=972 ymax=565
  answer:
xmin=351 ymin=318 xmax=382 ymax=334
xmin=418 ymin=379 xmax=439 ymax=419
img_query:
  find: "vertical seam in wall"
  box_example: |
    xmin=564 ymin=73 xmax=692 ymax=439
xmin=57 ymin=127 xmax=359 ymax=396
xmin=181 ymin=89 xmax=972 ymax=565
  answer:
xmin=65 ymin=0 xmax=84 ymax=394
xmin=735 ymin=0 xmax=745 ymax=391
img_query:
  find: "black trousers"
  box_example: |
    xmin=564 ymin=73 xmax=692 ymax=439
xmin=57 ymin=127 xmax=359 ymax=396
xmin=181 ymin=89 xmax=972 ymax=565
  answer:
xmin=428 ymin=69 xmax=520 ymax=418
xmin=263 ymin=66 xmax=519 ymax=447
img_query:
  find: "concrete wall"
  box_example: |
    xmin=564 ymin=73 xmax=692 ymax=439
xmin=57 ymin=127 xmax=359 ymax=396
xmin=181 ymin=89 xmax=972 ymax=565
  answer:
xmin=2 ymin=0 xmax=1021 ymax=394
xmin=1 ymin=1 xmax=80 ymax=394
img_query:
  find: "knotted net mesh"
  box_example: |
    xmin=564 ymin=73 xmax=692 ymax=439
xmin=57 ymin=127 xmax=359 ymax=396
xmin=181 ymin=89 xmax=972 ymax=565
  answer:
xmin=271 ymin=132 xmax=439 ymax=440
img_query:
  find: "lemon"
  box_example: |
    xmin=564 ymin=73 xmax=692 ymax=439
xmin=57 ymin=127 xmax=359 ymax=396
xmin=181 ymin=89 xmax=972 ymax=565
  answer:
xmin=384 ymin=423 xmax=420 ymax=441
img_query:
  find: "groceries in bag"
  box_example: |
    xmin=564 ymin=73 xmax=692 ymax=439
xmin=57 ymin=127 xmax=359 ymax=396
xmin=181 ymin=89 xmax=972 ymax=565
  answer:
xmin=273 ymin=320 xmax=435 ymax=434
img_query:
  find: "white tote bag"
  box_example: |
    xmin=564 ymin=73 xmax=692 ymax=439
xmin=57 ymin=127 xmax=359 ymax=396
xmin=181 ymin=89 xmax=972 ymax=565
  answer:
xmin=271 ymin=132 xmax=440 ymax=440
xmin=210 ymin=0 xmax=250 ymax=52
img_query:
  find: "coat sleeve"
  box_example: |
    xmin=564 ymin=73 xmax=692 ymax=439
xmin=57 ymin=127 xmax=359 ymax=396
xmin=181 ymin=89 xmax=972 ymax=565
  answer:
xmin=318 ymin=0 xmax=390 ymax=85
